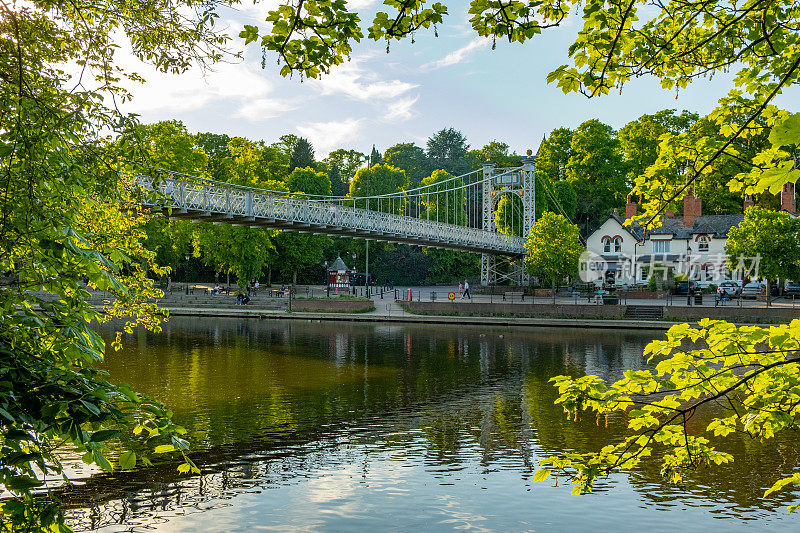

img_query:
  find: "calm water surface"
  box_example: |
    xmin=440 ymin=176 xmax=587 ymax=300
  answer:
xmin=62 ymin=318 xmax=800 ymax=531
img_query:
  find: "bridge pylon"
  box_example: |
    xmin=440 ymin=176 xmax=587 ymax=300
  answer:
xmin=480 ymin=153 xmax=536 ymax=287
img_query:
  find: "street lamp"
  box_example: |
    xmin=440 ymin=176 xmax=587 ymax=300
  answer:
xmin=184 ymin=254 xmax=190 ymax=294
xmin=324 ymin=260 xmax=330 ymax=297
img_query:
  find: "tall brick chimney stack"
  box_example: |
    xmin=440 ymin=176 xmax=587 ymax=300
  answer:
xmin=625 ymin=194 xmax=637 ymax=219
xmin=743 ymin=194 xmax=754 ymax=210
xmin=683 ymin=187 xmax=701 ymax=227
xmin=781 ymin=182 xmax=796 ymax=213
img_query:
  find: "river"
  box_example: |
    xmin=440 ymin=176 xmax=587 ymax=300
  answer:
xmin=61 ymin=317 xmax=800 ymax=531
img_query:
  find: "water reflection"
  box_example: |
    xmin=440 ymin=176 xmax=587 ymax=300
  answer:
xmin=58 ymin=318 xmax=800 ymax=531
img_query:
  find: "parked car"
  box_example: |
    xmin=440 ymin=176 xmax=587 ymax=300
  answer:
xmin=718 ymin=281 xmax=742 ymax=297
xmin=741 ymin=282 xmax=765 ymax=299
xmin=785 ymin=280 xmax=800 ymax=296
xmin=674 ymin=280 xmax=698 ymax=295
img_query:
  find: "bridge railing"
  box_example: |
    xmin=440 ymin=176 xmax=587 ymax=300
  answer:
xmin=132 ymin=175 xmax=525 ymax=255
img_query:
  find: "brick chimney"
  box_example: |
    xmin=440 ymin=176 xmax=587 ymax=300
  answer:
xmin=683 ymin=187 xmax=701 ymax=227
xmin=781 ymin=182 xmax=796 ymax=213
xmin=743 ymin=194 xmax=754 ymax=210
xmin=626 ymin=194 xmax=637 ymax=219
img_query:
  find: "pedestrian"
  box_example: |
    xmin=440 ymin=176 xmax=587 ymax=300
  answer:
xmin=167 ymin=276 xmax=172 ymax=292
xmin=462 ymin=279 xmax=471 ymax=300
xmin=458 ymin=281 xmax=464 ymax=298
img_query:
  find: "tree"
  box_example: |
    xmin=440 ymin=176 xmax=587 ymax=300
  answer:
xmin=327 ymin=163 xmax=347 ymax=196
xmin=325 ymin=148 xmax=366 ymax=186
xmin=195 ymin=131 xmax=232 ymax=179
xmin=349 ymin=164 xmax=409 ymax=214
xmin=726 ymin=207 xmax=800 ymax=306
xmin=494 ymin=193 xmax=523 ymax=236
xmin=524 ymin=212 xmax=582 ymax=295
xmin=426 ymin=128 xmax=471 ymax=176
xmin=0 ymin=0 xmax=225 ymax=526
xmin=420 ymin=169 xmax=466 ymax=225
xmin=565 ymin=120 xmax=628 ymax=233
xmin=287 ymin=167 xmax=332 ymax=197
xmin=618 ymin=110 xmax=698 ymax=183
xmin=384 ymin=142 xmax=431 ymax=189
xmin=288 ymin=137 xmax=316 ymax=171
xmin=468 ymin=140 xmax=523 ymax=169
xmin=126 ymin=120 xmax=210 ymax=176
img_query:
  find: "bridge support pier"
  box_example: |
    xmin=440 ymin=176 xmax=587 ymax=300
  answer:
xmin=481 ymin=254 xmax=495 ymax=286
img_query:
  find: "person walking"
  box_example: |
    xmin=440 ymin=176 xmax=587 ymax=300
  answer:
xmin=458 ymin=281 xmax=464 ymax=298
xmin=462 ymin=279 xmax=471 ymax=300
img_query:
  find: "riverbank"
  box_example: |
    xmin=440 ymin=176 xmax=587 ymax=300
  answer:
xmin=160 ymin=306 xmax=676 ymax=330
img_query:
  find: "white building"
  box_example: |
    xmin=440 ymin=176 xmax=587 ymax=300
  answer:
xmin=585 ymin=183 xmax=797 ymax=286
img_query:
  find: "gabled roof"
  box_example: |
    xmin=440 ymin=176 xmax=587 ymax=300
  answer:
xmin=600 ymin=212 xmax=744 ymax=242
xmin=609 ymin=213 xmax=645 ymax=240
xmin=328 ymin=256 xmax=350 ymax=271
xmin=645 ymin=214 xmax=744 ymax=239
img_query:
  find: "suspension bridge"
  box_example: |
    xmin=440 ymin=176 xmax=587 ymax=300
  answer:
xmin=134 ymin=155 xmax=540 ymax=285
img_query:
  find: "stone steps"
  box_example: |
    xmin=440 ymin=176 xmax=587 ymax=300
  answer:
xmin=624 ymin=305 xmax=664 ymax=320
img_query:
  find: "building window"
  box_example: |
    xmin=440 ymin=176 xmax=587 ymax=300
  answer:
xmin=698 ymin=236 xmax=709 ymax=252
xmin=653 ymin=240 xmax=671 ymax=254
xmin=602 ymin=237 xmax=611 ymax=253
xmin=614 ymin=237 xmax=623 ymax=253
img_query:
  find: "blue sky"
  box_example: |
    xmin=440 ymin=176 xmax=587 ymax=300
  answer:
xmin=120 ymin=1 xmax=800 ymax=158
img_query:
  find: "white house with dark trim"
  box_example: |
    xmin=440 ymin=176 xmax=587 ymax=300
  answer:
xmin=585 ymin=183 xmax=797 ymax=286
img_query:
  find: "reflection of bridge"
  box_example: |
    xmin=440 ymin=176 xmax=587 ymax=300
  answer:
xmin=134 ymin=156 xmax=536 ymax=284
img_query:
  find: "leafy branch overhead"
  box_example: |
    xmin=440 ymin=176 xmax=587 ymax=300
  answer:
xmin=242 ymin=0 xmax=800 ymax=229
xmin=537 ymin=319 xmax=800 ymax=511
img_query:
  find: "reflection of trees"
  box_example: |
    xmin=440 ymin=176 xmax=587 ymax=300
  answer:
xmin=522 ymin=335 xmax=800 ymax=513
xmin=74 ymin=318 xmax=800 ymax=529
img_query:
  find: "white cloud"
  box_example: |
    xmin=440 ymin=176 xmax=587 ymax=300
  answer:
xmin=311 ymin=61 xmax=418 ymax=101
xmin=345 ymin=0 xmax=380 ymax=7
xmin=383 ymin=95 xmax=419 ymax=122
xmin=422 ymin=38 xmax=491 ymax=70
xmin=297 ymin=118 xmax=363 ymax=156
xmin=234 ymin=98 xmax=296 ymax=120
xmin=114 ymin=50 xmax=297 ymax=122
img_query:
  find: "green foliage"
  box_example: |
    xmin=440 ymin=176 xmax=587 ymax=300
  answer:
xmin=289 ymin=137 xmax=316 ymax=171
xmin=468 ymin=141 xmax=523 ymax=170
xmin=349 ymin=164 xmax=409 ymax=214
xmin=726 ymin=207 xmax=800 ymax=305
xmin=494 ymin=192 xmax=524 ymax=236
xmin=618 ymin=110 xmax=698 ymax=183
xmin=325 ymin=148 xmax=366 ymax=186
xmin=565 ymin=119 xmax=628 ymax=231
xmin=538 ymin=319 xmax=800 ymax=511
xmin=384 ymin=143 xmax=431 ymax=188
xmin=524 ymin=212 xmax=582 ymax=286
xmin=287 ymin=167 xmax=332 ymax=196
xmin=427 ymin=128 xmax=471 ymax=176
xmin=0 ymin=0 xmax=222 ymax=525
xmin=420 ymin=169 xmax=466 ymax=225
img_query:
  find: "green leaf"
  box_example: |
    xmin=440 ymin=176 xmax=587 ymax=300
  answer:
xmin=769 ymin=113 xmax=800 ymax=147
xmin=119 ymin=451 xmax=137 ymax=469
xmin=90 ymin=429 xmax=121 ymax=442
xmin=154 ymin=444 xmax=176 ymax=454
xmin=533 ymin=468 xmax=551 ymax=482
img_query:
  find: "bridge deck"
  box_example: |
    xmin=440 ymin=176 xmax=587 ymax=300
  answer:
xmin=134 ymin=175 xmax=526 ymax=255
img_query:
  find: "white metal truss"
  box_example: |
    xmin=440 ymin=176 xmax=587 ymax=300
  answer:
xmin=479 ymin=155 xmax=536 ymax=286
xmin=133 ymin=174 xmax=526 ymax=256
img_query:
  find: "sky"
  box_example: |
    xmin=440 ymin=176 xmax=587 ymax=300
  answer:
xmin=118 ymin=1 xmax=800 ymax=158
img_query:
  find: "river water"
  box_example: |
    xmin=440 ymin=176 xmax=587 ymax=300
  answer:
xmin=62 ymin=317 xmax=800 ymax=531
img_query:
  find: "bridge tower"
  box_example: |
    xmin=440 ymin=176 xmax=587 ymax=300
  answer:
xmin=480 ymin=151 xmax=536 ymax=286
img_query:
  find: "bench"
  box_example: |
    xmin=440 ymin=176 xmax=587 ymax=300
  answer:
xmin=503 ymin=291 xmax=525 ymax=302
